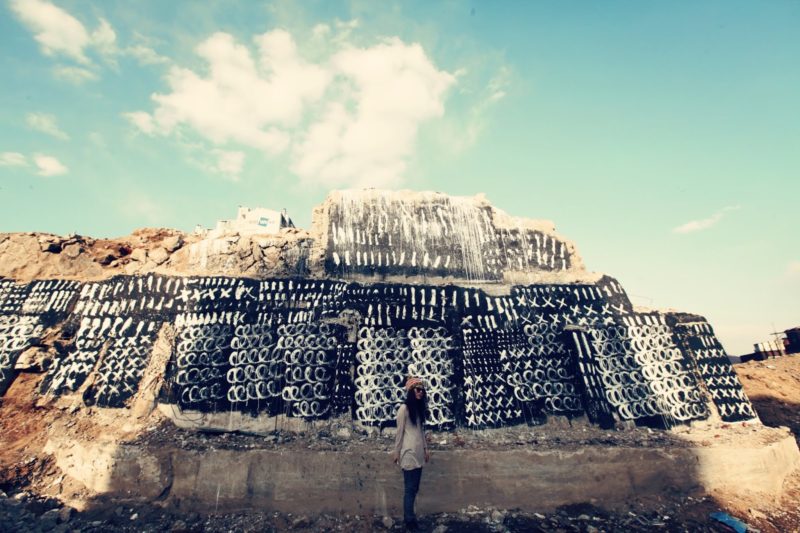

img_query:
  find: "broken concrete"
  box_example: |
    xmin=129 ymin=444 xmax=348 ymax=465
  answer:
xmin=45 ymin=429 xmax=799 ymax=514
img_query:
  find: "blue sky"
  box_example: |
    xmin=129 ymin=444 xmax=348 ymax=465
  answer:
xmin=1 ymin=0 xmax=797 ymax=354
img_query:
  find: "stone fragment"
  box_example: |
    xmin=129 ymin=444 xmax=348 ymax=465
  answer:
xmin=40 ymin=241 xmax=61 ymax=253
xmin=62 ymin=243 xmax=81 ymax=258
xmin=170 ymin=519 xmax=189 ymax=532
xmin=14 ymin=346 xmax=52 ymax=372
xmin=381 ymin=516 xmax=395 ymax=529
xmin=291 ymin=515 xmax=309 ymax=528
xmin=148 ymin=247 xmax=169 ymax=265
xmin=39 ymin=509 xmax=60 ymax=530
xmin=130 ymin=249 xmax=147 ymax=262
xmin=58 ymin=507 xmax=73 ymax=523
xmin=162 ymin=235 xmax=184 ymax=252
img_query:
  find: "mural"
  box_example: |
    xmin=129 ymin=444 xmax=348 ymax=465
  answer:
xmin=0 ymin=279 xmax=79 ymax=395
xmin=322 ymin=191 xmax=577 ymax=280
xmin=0 ymin=271 xmax=756 ymax=430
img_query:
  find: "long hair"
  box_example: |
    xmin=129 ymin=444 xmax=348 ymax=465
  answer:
xmin=405 ymin=388 xmax=427 ymax=426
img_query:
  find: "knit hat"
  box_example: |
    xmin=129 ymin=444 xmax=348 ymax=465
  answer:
xmin=404 ymin=376 xmax=425 ymax=391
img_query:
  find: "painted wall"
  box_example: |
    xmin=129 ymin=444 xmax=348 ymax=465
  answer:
xmin=0 ymin=273 xmax=755 ymax=429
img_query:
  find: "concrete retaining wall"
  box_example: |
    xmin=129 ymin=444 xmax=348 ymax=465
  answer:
xmin=46 ymin=434 xmax=800 ymax=514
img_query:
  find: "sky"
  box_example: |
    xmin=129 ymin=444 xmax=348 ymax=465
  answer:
xmin=0 ymin=0 xmax=797 ymax=355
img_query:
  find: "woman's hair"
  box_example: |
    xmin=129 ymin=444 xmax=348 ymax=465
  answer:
xmin=405 ymin=387 xmax=427 ymax=426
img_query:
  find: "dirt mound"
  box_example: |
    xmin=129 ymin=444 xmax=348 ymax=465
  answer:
xmin=0 ymin=226 xmax=316 ymax=283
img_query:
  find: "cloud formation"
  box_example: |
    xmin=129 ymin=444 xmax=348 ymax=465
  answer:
xmin=26 ymin=112 xmax=69 ymax=140
xmin=11 ymin=0 xmax=168 ymax=78
xmin=210 ymin=150 xmax=245 ymax=181
xmin=672 ymin=206 xmax=740 ymax=234
xmin=10 ymin=0 xmax=92 ymax=63
xmin=0 ymin=152 xmax=28 ymax=167
xmin=33 ymin=154 xmax=68 ymax=176
xmin=52 ymin=65 xmax=98 ymax=84
xmin=125 ymin=29 xmax=455 ymax=187
xmin=0 ymin=151 xmax=68 ymax=176
xmin=291 ymin=39 xmax=455 ymax=187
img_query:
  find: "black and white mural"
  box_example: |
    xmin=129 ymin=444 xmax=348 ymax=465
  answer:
xmin=0 ymin=279 xmax=79 ymax=395
xmin=0 ymin=270 xmax=757 ymax=431
xmin=323 ymin=191 xmax=577 ymax=281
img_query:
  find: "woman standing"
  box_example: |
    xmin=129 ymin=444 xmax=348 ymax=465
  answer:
xmin=392 ymin=377 xmax=430 ymax=531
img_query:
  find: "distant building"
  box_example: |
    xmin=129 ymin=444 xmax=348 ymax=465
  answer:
xmin=753 ymin=340 xmax=786 ymax=359
xmin=743 ymin=326 xmax=800 ymax=362
xmin=785 ymin=327 xmax=800 ymax=354
xmin=199 ymin=206 xmax=295 ymax=238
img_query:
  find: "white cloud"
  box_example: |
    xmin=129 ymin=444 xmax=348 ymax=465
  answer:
xmin=292 ymin=39 xmax=455 ymax=187
xmin=131 ymin=31 xmax=328 ymax=155
xmin=0 ymin=151 xmax=68 ymax=176
xmin=52 ymin=65 xmax=98 ymax=84
xmin=672 ymin=206 xmax=740 ymax=234
xmin=127 ymin=44 xmax=169 ymax=65
xmin=90 ymin=17 xmax=118 ymax=62
xmin=434 ymin=65 xmax=510 ymax=154
xmin=12 ymin=1 xmax=166 ymax=75
xmin=0 ymin=152 xmax=28 ymax=167
xmin=126 ymin=29 xmax=455 ymax=186
xmin=122 ymin=111 xmax=156 ymax=135
xmin=33 ymin=153 xmax=68 ymax=176
xmin=10 ymin=0 xmax=91 ymax=63
xmin=25 ymin=112 xmax=69 ymax=140
xmin=209 ymin=150 xmax=245 ymax=181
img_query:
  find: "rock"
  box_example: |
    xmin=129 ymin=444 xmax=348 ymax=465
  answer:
xmin=578 ymin=514 xmax=590 ymax=520
xmin=130 ymin=249 xmax=147 ymax=262
xmin=58 ymin=506 xmax=73 ymax=523
xmin=236 ymin=237 xmax=253 ymax=256
xmin=130 ymin=512 xmax=139 ymax=520
xmin=62 ymin=243 xmax=82 ymax=258
xmin=586 ymin=526 xmax=599 ymax=533
xmin=14 ymin=346 xmax=52 ymax=371
xmin=491 ymin=510 xmax=505 ymax=523
xmin=291 ymin=515 xmax=309 ymax=528
xmin=382 ymin=516 xmax=395 ymax=529
xmin=162 ymin=235 xmax=184 ymax=252
xmin=432 ymin=525 xmax=448 ymax=533
xmin=170 ymin=519 xmax=189 ymax=532
xmin=40 ymin=242 xmax=61 ymax=253
xmin=148 ymin=247 xmax=170 ymax=265
xmin=336 ymin=428 xmax=352 ymax=439
xmin=40 ymin=509 xmax=60 ymax=530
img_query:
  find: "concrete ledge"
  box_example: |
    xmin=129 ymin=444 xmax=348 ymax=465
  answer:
xmin=46 ymin=434 xmax=800 ymax=514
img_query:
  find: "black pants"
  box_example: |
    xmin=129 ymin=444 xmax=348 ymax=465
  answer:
xmin=403 ymin=467 xmax=423 ymax=524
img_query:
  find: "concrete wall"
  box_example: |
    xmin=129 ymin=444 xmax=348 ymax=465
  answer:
xmin=47 ymin=433 xmax=800 ymax=514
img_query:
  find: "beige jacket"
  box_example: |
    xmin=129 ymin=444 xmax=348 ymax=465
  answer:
xmin=393 ymin=404 xmax=427 ymax=470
